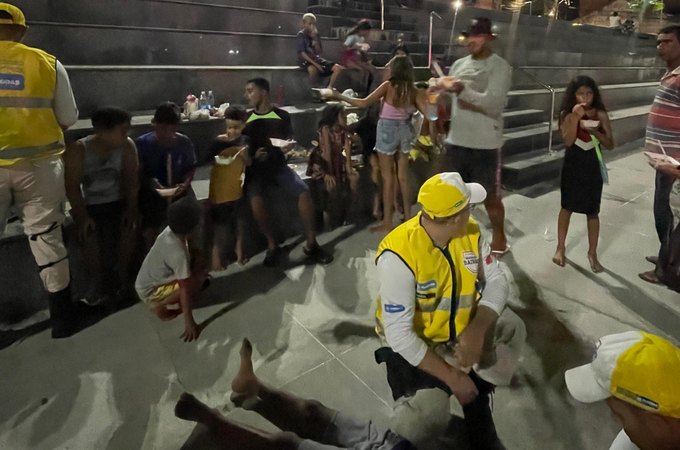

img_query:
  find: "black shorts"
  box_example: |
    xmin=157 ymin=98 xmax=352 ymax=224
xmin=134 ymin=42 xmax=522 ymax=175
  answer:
xmin=441 ymin=144 xmax=500 ymax=192
xmin=300 ymin=58 xmax=336 ymax=77
xmin=209 ymin=199 xmax=244 ymax=226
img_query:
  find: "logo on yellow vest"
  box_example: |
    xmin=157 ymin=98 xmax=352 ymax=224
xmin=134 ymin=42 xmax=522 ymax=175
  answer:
xmin=0 ymin=74 xmax=24 ymax=90
xmin=462 ymin=251 xmax=478 ymax=274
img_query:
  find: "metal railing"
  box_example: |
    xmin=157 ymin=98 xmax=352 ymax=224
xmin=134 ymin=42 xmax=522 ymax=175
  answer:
xmin=428 ymin=11 xmax=442 ymax=68
xmin=514 ymin=66 xmax=556 ymax=154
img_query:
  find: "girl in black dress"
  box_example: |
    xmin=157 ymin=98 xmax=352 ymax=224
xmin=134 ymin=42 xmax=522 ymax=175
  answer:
xmin=553 ymin=76 xmax=614 ymax=273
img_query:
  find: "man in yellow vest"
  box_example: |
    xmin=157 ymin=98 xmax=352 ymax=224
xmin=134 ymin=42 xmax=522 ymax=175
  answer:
xmin=0 ymin=3 xmax=81 ymax=338
xmin=374 ymin=172 xmax=525 ymax=449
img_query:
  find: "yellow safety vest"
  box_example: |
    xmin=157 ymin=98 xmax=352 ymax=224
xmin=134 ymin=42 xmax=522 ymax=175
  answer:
xmin=0 ymin=41 xmax=64 ymax=167
xmin=375 ymin=212 xmax=481 ymax=343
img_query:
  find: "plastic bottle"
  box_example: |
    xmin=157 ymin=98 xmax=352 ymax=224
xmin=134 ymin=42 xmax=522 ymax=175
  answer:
xmin=207 ymin=90 xmax=215 ymax=109
xmin=199 ymin=91 xmax=207 ymax=110
xmin=426 ymin=93 xmax=438 ymax=121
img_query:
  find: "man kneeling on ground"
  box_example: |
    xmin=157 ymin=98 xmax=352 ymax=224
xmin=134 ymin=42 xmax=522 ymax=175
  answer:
xmin=135 ymin=197 xmax=207 ymax=342
xmin=374 ymin=172 xmax=526 ymax=449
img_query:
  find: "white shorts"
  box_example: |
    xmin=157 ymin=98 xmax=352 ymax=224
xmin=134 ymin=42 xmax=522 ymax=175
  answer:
xmin=298 ymin=411 xmax=411 ymax=450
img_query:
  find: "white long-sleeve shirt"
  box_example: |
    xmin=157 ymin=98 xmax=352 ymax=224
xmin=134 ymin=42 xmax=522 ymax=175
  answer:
xmin=445 ymin=53 xmax=511 ymax=150
xmin=53 ymin=60 xmax=79 ymax=128
xmin=378 ymin=237 xmax=508 ymax=366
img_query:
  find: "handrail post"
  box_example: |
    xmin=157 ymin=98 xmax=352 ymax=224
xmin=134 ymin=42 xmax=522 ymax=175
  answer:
xmin=514 ymin=66 xmax=556 ymax=156
xmin=429 ymin=12 xmax=434 ymax=67
xmin=428 ymin=11 xmax=442 ymax=68
xmin=381 ymin=0 xmax=385 ymax=30
xmin=548 ymin=87 xmax=555 ymax=154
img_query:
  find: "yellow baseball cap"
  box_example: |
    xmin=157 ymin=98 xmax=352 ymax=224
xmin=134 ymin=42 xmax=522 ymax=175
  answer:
xmin=565 ymin=331 xmax=680 ymax=419
xmin=0 ymin=3 xmax=26 ymax=27
xmin=417 ymin=172 xmax=486 ymax=218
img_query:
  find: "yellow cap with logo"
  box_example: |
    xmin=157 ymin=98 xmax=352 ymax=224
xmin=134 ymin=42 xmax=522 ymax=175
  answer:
xmin=565 ymin=331 xmax=680 ymax=419
xmin=417 ymin=172 xmax=487 ymax=218
xmin=0 ymin=3 xmax=26 ymax=27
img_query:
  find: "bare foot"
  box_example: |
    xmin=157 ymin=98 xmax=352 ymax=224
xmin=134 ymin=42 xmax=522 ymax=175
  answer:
xmin=588 ymin=254 xmax=604 ymax=273
xmin=552 ymin=249 xmax=566 ymax=267
xmin=639 ymin=270 xmax=661 ymax=284
xmin=175 ymin=392 xmax=215 ymax=424
xmin=153 ymin=304 xmax=182 ymax=321
xmin=230 ymin=339 xmax=260 ymax=407
xmin=235 ymin=243 xmax=249 ymax=266
xmin=369 ymin=223 xmax=393 ymax=234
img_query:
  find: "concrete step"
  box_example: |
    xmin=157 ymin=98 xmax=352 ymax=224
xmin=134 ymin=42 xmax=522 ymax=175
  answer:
xmin=506 ymin=81 xmax=659 ymax=117
xmin=23 ymin=22 xmax=428 ymax=67
xmin=22 ymin=23 xmax=424 ymax=67
xmin=502 ymin=108 xmax=546 ymax=129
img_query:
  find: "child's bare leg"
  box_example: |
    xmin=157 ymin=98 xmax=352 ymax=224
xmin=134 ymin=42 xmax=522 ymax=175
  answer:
xmin=234 ymin=216 xmax=249 ymax=265
xmin=175 ymin=393 xmax=300 ymax=450
xmin=151 ymin=290 xmax=182 ymax=321
xmin=231 ymin=339 xmax=337 ymax=442
xmin=211 ymin=224 xmax=228 ymax=271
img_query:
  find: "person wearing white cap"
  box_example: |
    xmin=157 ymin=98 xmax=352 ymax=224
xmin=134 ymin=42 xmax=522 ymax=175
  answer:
xmin=373 ymin=172 xmax=526 ymax=449
xmin=565 ymin=331 xmax=680 ymax=450
xmin=0 ymin=3 xmax=84 ymax=338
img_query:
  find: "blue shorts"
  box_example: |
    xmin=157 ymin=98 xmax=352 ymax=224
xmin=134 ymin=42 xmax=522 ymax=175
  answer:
xmin=246 ymin=166 xmax=309 ymax=199
xmin=375 ymin=118 xmax=413 ymax=156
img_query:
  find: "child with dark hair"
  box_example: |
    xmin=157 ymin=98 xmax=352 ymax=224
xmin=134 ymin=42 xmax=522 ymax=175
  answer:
xmin=296 ymin=13 xmax=344 ymax=89
xmin=341 ymin=19 xmax=374 ymax=95
xmin=553 ymin=76 xmax=614 ymax=272
xmin=205 ymin=106 xmax=250 ymax=271
xmin=136 ymin=102 xmax=197 ymax=250
xmin=64 ymin=106 xmax=139 ymax=303
xmin=328 ymin=56 xmax=429 ymax=233
xmin=135 ymin=196 xmax=207 ymax=342
xmin=307 ymin=104 xmax=358 ymax=228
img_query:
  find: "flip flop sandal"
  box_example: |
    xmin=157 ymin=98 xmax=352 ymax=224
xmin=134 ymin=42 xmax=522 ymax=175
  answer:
xmin=491 ymin=245 xmax=511 ymax=257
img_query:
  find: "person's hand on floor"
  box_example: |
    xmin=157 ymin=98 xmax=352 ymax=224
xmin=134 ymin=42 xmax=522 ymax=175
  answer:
xmin=181 ymin=318 xmax=201 ymax=342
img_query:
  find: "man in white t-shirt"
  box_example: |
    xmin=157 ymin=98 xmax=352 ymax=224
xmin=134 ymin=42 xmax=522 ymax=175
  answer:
xmin=565 ymin=331 xmax=680 ymax=450
xmin=435 ymin=17 xmax=511 ymax=256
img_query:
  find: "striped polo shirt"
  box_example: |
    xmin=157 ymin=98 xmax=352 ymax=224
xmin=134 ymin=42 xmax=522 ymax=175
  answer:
xmin=646 ymin=66 xmax=680 ymax=158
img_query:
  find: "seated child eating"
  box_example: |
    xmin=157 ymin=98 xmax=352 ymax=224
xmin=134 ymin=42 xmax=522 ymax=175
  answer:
xmin=205 ymin=106 xmax=250 ymax=271
xmin=135 ymin=197 xmax=207 ymax=342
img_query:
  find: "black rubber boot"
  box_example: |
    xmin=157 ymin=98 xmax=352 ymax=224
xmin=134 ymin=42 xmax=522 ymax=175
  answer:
xmin=48 ymin=286 xmax=76 ymax=339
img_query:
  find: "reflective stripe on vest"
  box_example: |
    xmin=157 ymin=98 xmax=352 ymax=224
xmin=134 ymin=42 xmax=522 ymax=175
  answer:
xmin=0 ymin=97 xmax=53 ymax=108
xmin=375 ymin=213 xmax=481 ymax=343
xmin=0 ymin=141 xmax=63 ymax=160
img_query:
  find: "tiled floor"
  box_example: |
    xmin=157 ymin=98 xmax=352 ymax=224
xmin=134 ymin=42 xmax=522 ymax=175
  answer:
xmin=0 ymin=151 xmax=678 ymax=450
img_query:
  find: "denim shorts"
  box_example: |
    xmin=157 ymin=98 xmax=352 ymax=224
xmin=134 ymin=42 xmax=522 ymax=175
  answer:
xmin=375 ymin=118 xmax=413 ymax=155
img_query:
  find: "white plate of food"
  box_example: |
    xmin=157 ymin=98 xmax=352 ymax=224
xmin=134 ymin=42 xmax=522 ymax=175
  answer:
xmin=311 ymin=88 xmax=333 ymax=98
xmin=580 ymin=119 xmax=600 ymax=129
xmin=155 ymin=187 xmax=179 ymax=197
xmin=214 ymin=155 xmax=236 ymax=165
xmin=644 ymin=151 xmax=680 ymax=167
xmin=270 ymin=138 xmax=297 ymax=148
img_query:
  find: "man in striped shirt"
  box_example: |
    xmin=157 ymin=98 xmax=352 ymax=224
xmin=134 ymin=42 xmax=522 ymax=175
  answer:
xmin=640 ymin=25 xmax=680 ymax=284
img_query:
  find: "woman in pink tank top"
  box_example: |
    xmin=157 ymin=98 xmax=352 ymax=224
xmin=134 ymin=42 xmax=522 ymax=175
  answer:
xmin=328 ymin=56 xmax=428 ymax=233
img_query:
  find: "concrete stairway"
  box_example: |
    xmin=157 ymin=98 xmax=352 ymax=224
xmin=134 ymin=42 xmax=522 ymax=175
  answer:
xmin=8 ymin=0 xmax=665 ymax=187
